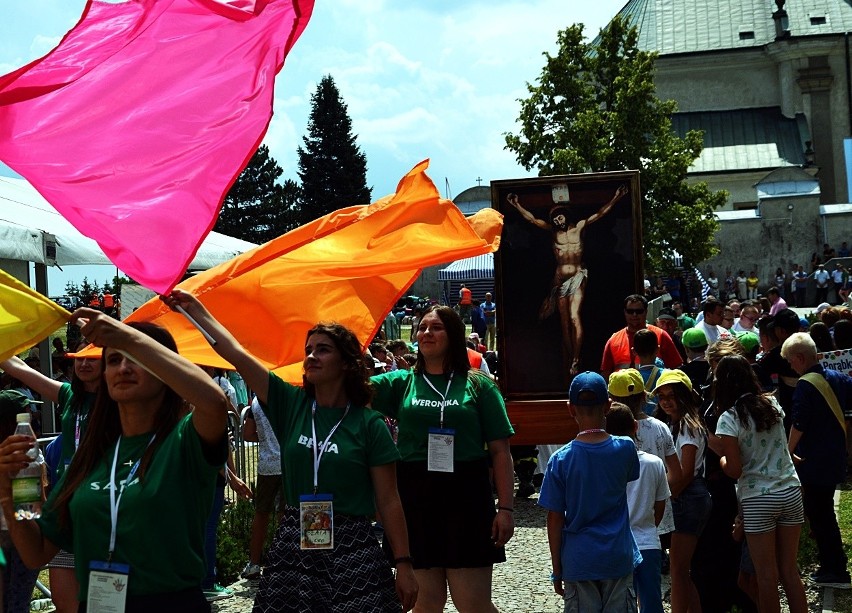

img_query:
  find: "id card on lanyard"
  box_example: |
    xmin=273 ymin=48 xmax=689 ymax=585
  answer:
xmin=299 ymin=402 xmax=349 ymax=550
xmin=423 ymin=373 xmax=455 ymax=473
xmin=86 ymin=435 xmax=154 ymax=613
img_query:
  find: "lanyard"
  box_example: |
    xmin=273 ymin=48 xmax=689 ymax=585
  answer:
xmin=310 ymin=401 xmax=350 ymax=495
xmin=74 ymin=413 xmax=82 ymax=451
xmin=422 ymin=372 xmax=454 ymax=428
xmin=108 ymin=435 xmax=155 ymax=560
xmin=577 ymin=429 xmax=607 ymax=437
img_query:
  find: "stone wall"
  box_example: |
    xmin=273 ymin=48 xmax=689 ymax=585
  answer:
xmin=702 ymin=191 xmax=852 ymax=302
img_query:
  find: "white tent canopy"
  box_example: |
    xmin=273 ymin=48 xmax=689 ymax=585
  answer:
xmin=0 ymin=175 xmax=255 ymax=269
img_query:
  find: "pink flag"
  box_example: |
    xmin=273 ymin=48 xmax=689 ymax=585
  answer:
xmin=0 ymin=0 xmax=313 ymax=293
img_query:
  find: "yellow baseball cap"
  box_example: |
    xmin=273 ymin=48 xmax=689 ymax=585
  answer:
xmin=608 ymin=369 xmax=645 ymax=398
xmin=650 ymin=369 xmax=694 ymax=394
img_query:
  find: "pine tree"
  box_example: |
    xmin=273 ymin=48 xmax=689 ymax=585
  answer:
xmin=214 ymin=146 xmax=300 ymax=244
xmin=505 ymin=17 xmax=727 ymax=271
xmin=297 ymin=75 xmax=371 ymax=223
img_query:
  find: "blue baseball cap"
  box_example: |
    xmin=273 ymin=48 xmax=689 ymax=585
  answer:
xmin=569 ymin=372 xmax=609 ymax=406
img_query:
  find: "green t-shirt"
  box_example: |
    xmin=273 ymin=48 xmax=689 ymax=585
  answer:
xmin=265 ymin=373 xmax=400 ymax=516
xmin=55 ymin=383 xmax=97 ymax=481
xmin=370 ymin=370 xmax=514 ymax=462
xmin=38 ymin=414 xmax=225 ymax=599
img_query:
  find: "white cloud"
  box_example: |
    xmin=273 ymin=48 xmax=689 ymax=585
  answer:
xmin=30 ymin=35 xmax=62 ymax=58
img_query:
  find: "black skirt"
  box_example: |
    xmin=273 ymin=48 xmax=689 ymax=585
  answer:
xmin=395 ymin=458 xmax=506 ymax=569
xmin=253 ymin=509 xmax=400 ymax=613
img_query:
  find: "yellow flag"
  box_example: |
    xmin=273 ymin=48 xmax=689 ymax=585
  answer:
xmin=0 ymin=269 xmax=71 ymax=362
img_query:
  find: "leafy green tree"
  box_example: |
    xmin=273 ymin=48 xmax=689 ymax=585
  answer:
xmin=505 ymin=17 xmax=726 ymax=271
xmin=215 ymin=145 xmax=301 ymax=243
xmin=297 ymin=75 xmax=371 ymax=223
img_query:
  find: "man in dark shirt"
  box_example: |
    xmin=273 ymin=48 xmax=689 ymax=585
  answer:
xmin=782 ymin=332 xmax=852 ymax=589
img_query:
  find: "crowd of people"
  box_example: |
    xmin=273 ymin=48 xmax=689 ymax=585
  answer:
xmin=0 ymin=283 xmax=851 ymax=612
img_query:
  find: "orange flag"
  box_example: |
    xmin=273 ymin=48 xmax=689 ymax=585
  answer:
xmin=120 ymin=160 xmax=501 ymax=383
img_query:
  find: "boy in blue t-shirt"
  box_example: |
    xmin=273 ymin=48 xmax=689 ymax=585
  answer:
xmin=539 ymin=372 xmax=641 ymax=612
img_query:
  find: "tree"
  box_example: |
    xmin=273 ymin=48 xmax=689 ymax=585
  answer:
xmin=297 ymin=75 xmax=371 ymax=223
xmin=505 ymin=17 xmax=726 ymax=271
xmin=215 ymin=145 xmax=302 ymax=244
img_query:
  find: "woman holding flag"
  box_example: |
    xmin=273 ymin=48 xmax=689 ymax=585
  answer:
xmin=160 ymin=289 xmax=418 ymax=613
xmin=0 ymin=309 xmax=229 ymax=612
xmin=1 ymin=341 xmax=102 ymax=613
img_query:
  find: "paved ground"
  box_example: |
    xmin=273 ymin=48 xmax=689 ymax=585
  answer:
xmin=211 ymin=493 xmax=633 ymax=613
xmin=211 ymin=488 xmax=848 ymax=613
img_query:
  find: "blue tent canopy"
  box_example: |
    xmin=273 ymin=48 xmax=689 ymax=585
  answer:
xmin=437 ymin=253 xmax=493 ymax=281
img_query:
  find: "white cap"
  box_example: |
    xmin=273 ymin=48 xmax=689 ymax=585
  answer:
xmin=16 ymin=413 xmax=30 ymax=424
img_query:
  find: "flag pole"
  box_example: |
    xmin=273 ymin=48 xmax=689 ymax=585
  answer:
xmin=175 ymin=304 xmax=218 ymax=346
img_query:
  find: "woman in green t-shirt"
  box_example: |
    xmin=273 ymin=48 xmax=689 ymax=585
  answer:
xmin=370 ymin=305 xmax=516 ymax=612
xmin=1 ymin=340 xmax=102 ymax=613
xmin=160 ymin=289 xmax=418 ymax=613
xmin=0 ymin=310 xmax=230 ymax=612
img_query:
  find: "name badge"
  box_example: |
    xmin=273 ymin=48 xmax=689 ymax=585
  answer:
xmin=299 ymin=494 xmax=334 ymax=550
xmin=427 ymin=427 xmax=455 ymax=473
xmin=87 ymin=561 xmax=129 ymax=613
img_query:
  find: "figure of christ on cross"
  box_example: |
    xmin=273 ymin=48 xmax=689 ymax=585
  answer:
xmin=508 ymin=184 xmax=628 ymax=376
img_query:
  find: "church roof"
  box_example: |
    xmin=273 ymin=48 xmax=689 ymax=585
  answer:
xmin=670 ymin=107 xmax=808 ymax=173
xmin=614 ymin=0 xmax=852 ymax=55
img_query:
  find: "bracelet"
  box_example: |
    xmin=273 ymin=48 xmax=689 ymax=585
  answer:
xmin=497 ymin=506 xmax=514 ymax=513
xmin=550 ymin=572 xmax=560 ymax=583
xmin=394 ymin=556 xmax=413 ymax=566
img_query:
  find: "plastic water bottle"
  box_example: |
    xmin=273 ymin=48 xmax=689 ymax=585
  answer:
xmin=11 ymin=413 xmax=44 ymax=521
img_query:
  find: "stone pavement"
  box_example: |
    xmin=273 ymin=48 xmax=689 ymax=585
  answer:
xmin=210 ymin=488 xmax=848 ymax=612
xmin=212 ymin=494 xmax=612 ymax=613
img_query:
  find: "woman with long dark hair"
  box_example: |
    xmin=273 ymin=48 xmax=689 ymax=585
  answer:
xmin=713 ymin=355 xmax=806 ymax=613
xmin=1 ymin=340 xmax=101 ymax=613
xmin=652 ymin=370 xmax=711 ymax=613
xmin=160 ymin=290 xmax=417 ymax=613
xmin=0 ymin=310 xmax=230 ymax=612
xmin=370 ymin=305 xmax=515 ymax=613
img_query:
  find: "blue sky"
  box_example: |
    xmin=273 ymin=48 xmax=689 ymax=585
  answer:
xmin=2 ymin=0 xmax=629 ymax=291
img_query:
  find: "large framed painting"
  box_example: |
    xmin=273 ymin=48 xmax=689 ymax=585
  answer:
xmin=492 ymin=170 xmax=643 ymax=403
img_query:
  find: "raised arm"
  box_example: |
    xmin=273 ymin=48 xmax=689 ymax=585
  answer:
xmin=583 ymin=183 xmax=628 ymax=227
xmin=507 ymin=193 xmax=549 ymax=230
xmin=70 ymin=308 xmax=229 ymax=446
xmin=0 ymin=355 xmax=63 ymax=403
xmin=161 ymin=290 xmax=271 ymax=404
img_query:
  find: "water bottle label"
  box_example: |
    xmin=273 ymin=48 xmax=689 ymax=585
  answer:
xmin=12 ymin=477 xmax=41 ymax=503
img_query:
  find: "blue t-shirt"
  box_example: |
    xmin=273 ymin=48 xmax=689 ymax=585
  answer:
xmin=481 ymin=301 xmax=496 ymax=325
xmin=538 ymin=435 xmax=641 ymax=581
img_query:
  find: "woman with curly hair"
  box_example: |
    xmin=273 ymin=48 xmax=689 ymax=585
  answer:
xmin=370 ymin=305 xmax=515 ymax=613
xmin=161 ymin=290 xmax=417 ymax=613
xmin=713 ymin=355 xmax=806 ymax=613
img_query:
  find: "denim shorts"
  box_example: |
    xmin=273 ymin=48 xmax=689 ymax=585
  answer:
xmin=672 ymin=477 xmax=712 ymax=536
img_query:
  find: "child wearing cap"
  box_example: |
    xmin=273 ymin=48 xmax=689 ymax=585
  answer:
xmin=606 ymin=403 xmax=670 ymax=613
xmin=651 ymin=370 xmax=711 ymax=613
xmin=608 ymin=369 xmax=682 ymax=539
xmin=539 ymin=372 xmax=641 ymax=612
xmin=679 ymin=328 xmax=710 ymax=393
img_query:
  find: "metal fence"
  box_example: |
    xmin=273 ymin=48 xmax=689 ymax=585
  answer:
xmin=227 ymin=406 xmax=259 ymax=503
